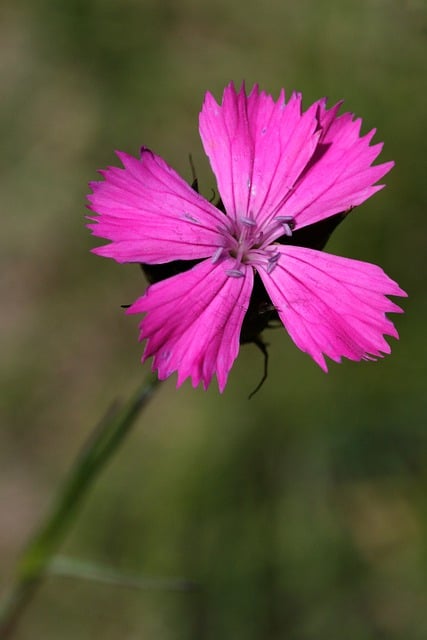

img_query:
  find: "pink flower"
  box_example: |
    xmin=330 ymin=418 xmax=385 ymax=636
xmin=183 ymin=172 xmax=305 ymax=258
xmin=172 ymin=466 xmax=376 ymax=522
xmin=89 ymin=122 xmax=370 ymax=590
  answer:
xmin=88 ymin=83 xmax=406 ymax=392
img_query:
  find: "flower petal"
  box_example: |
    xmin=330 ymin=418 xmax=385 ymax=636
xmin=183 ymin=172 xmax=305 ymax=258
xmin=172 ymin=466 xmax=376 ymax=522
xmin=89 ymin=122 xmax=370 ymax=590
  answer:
xmin=127 ymin=258 xmax=254 ymax=391
xmin=259 ymin=245 xmax=406 ymax=370
xmin=87 ymin=148 xmax=227 ymax=264
xmin=283 ymin=100 xmax=394 ymax=229
xmin=199 ymin=83 xmax=320 ymax=225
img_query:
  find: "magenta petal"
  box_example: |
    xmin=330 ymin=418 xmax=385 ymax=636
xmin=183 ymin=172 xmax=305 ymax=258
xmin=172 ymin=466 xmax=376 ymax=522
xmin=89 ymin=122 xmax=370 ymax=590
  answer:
xmin=259 ymin=246 xmax=406 ymax=370
xmin=283 ymin=103 xmax=394 ymax=229
xmin=127 ymin=258 xmax=254 ymax=391
xmin=199 ymin=83 xmax=319 ymax=224
xmin=87 ymin=148 xmax=226 ymax=264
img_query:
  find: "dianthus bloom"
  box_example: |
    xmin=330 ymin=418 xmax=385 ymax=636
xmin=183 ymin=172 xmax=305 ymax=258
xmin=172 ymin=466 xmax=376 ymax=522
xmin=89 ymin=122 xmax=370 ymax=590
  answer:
xmin=88 ymin=83 xmax=406 ymax=391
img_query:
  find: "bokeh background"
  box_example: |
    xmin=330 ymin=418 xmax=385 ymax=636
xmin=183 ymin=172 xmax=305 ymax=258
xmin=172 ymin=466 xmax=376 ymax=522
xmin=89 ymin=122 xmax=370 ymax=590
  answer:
xmin=1 ymin=0 xmax=427 ymax=638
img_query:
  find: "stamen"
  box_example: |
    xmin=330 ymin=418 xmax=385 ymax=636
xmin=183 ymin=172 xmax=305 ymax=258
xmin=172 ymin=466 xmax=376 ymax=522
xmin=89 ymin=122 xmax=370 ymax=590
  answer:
xmin=275 ymin=215 xmax=294 ymax=222
xmin=240 ymin=216 xmax=256 ymax=227
xmin=226 ymin=269 xmax=244 ymax=278
xmin=267 ymin=252 xmax=280 ymax=274
xmin=275 ymin=216 xmax=295 ymax=237
xmin=211 ymin=247 xmax=224 ymax=264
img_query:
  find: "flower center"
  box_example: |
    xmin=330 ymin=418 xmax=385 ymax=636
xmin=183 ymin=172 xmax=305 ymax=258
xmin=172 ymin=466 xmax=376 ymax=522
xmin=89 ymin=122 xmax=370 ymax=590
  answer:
xmin=213 ymin=215 xmax=295 ymax=278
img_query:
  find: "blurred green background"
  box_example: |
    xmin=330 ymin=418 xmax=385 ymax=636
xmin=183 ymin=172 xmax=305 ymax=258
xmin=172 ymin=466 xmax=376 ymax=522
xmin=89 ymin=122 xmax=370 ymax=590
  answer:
xmin=1 ymin=0 xmax=427 ymax=638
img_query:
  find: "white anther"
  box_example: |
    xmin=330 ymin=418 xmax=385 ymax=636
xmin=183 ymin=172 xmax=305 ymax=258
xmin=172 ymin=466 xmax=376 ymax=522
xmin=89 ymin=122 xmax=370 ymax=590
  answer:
xmin=226 ymin=269 xmax=244 ymax=278
xmin=211 ymin=247 xmax=224 ymax=264
xmin=239 ymin=216 xmax=257 ymax=227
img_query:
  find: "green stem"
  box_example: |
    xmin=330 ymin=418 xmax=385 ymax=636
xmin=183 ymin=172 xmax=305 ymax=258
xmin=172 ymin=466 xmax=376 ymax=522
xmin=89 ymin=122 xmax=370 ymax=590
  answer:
xmin=0 ymin=373 xmax=161 ymax=639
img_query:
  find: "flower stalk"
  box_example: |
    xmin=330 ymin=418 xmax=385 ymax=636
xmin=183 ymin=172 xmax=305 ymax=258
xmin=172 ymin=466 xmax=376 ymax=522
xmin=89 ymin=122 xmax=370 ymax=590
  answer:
xmin=0 ymin=373 xmax=161 ymax=639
